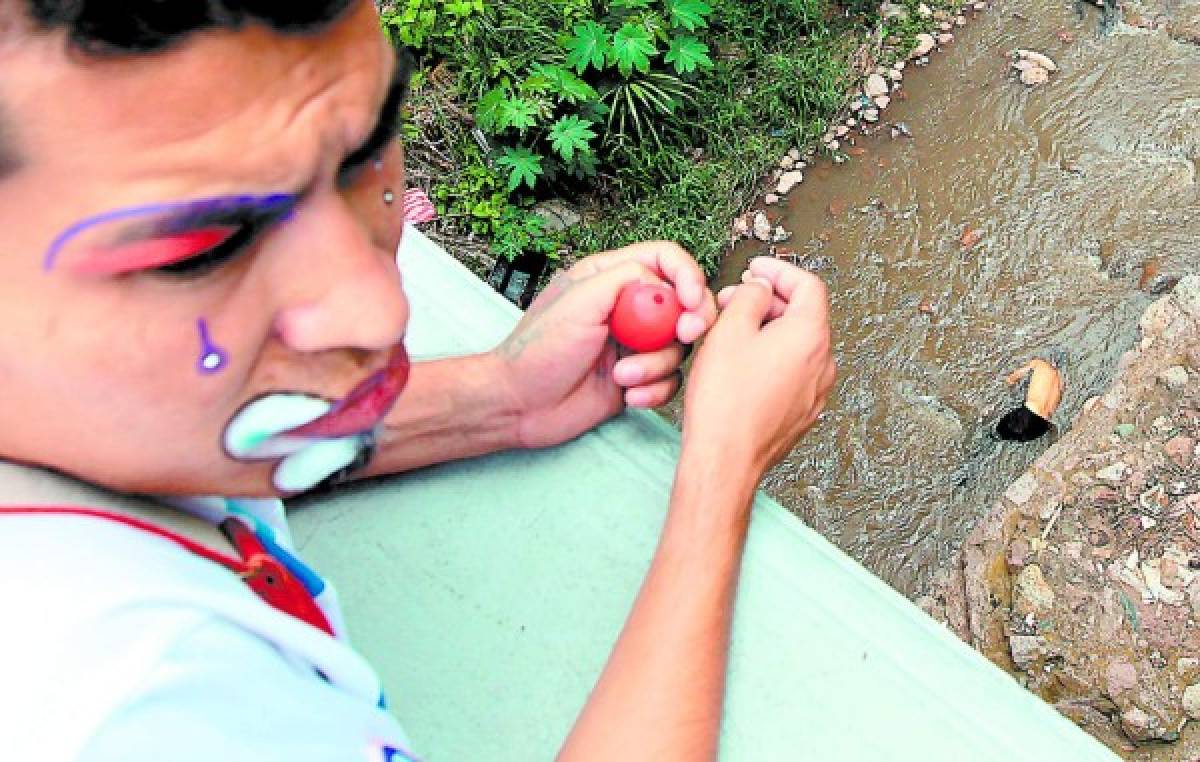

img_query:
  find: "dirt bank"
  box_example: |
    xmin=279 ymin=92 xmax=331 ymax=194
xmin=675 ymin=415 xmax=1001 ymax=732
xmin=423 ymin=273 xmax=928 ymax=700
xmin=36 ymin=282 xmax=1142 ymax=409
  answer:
xmin=928 ymin=276 xmax=1200 ymax=758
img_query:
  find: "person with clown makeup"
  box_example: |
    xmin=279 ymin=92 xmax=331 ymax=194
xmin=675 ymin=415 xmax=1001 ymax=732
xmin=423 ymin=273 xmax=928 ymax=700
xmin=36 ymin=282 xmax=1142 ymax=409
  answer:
xmin=0 ymin=2 xmax=836 ymax=759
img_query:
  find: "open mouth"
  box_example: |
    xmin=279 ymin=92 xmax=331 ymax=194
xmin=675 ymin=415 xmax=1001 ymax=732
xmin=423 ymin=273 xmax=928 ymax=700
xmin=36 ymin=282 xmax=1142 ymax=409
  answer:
xmin=284 ymin=343 xmax=410 ymax=439
xmin=221 ymin=344 xmax=410 ymax=493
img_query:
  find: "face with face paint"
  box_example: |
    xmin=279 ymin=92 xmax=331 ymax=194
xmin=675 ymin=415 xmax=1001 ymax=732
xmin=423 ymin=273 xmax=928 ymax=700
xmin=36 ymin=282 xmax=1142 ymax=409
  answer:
xmin=0 ymin=2 xmax=413 ymax=496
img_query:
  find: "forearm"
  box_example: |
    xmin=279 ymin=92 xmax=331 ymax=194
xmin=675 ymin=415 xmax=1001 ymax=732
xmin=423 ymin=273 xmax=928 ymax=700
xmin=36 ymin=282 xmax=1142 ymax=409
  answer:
xmin=357 ymin=352 xmax=521 ymax=478
xmin=558 ymin=444 xmax=759 ymax=761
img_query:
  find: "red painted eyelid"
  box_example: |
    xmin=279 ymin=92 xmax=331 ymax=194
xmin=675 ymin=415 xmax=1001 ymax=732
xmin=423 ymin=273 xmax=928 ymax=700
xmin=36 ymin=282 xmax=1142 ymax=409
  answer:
xmin=70 ymin=226 xmax=239 ymax=275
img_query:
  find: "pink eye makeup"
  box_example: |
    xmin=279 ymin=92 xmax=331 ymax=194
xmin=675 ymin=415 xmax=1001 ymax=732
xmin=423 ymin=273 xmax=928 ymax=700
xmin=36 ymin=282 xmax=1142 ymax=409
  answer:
xmin=43 ymin=194 xmax=296 ymax=277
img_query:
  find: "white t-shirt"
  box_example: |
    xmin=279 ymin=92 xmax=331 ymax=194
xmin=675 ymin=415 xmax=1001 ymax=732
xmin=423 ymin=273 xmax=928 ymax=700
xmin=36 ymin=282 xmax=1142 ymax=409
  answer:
xmin=0 ymin=467 xmax=417 ymax=761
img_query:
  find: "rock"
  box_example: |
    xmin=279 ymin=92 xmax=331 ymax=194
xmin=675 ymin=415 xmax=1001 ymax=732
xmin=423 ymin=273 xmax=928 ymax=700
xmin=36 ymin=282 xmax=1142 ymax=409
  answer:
xmin=911 ymin=33 xmax=936 ymax=58
xmin=874 ymin=95 xmax=891 ymax=110
xmin=863 ymin=108 xmax=880 ymax=123
xmin=937 ymin=32 xmax=955 ymax=45
xmin=881 ymin=1 xmax=909 ymax=19
xmin=918 ymin=2 xmax=933 ymax=16
xmin=764 ymin=193 xmax=780 ymax=205
xmin=1016 ymin=49 xmax=1058 ymax=72
xmin=1120 ymin=707 xmax=1160 ymax=742
xmin=775 ymin=171 xmax=805 ymax=195
xmin=771 ymin=225 xmax=791 ymax=243
xmin=1007 ymin=538 xmax=1031 ymax=569
xmin=1097 ymin=462 xmax=1131 ymax=483
xmin=973 ymin=1 xmax=986 ymax=8
xmin=1165 ymin=436 xmax=1195 ymax=469
xmin=893 ymin=60 xmax=906 ymax=71
xmin=850 ymin=99 xmax=863 ymax=112
xmin=955 ymin=14 xmax=967 ymax=25
xmin=826 ymin=140 xmax=840 ymax=152
xmin=532 ymin=199 xmax=582 ymax=232
xmin=888 ymin=68 xmax=903 ymax=82
xmin=779 ymin=155 xmax=795 ymax=170
xmin=1171 ymin=275 xmax=1200 ymax=319
xmin=1106 ymin=661 xmax=1139 ymax=696
xmin=1006 ymin=473 xmax=1037 ymax=505
xmin=732 ymin=214 xmax=751 ymax=239
xmin=752 ymin=211 xmax=772 ymax=242
xmin=1185 ymin=685 xmax=1200 ymax=719
xmin=1010 ymin=634 xmax=1049 ymax=670
xmin=1019 ymin=65 xmax=1049 ymax=86
xmin=845 ymin=118 xmax=857 ymax=127
xmin=1014 ymin=564 xmax=1056 ymax=617
xmin=835 ymin=125 xmax=850 ymax=138
xmin=1159 ymin=365 xmax=1189 ymax=391
xmin=788 ymin=148 xmax=801 ymax=161
xmin=938 ymin=21 xmax=953 ymax=31
xmin=864 ymin=73 xmax=890 ymax=99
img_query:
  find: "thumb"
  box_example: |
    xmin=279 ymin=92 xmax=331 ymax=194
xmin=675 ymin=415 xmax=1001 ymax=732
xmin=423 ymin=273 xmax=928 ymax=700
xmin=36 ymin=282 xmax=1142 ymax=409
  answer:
xmin=568 ymin=260 xmax=663 ymax=325
xmin=718 ymin=277 xmax=774 ymax=330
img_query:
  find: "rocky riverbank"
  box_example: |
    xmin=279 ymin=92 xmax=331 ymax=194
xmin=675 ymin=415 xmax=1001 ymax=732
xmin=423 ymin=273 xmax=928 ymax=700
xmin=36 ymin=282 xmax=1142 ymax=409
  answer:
xmin=927 ymin=277 xmax=1200 ymax=759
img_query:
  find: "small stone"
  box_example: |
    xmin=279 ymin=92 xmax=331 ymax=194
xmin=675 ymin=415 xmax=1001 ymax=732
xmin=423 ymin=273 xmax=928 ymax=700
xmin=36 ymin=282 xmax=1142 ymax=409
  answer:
xmin=1106 ymin=661 xmax=1138 ymax=695
xmin=893 ymin=60 xmax=906 ymax=71
xmin=1006 ymin=473 xmax=1037 ymax=505
xmin=1016 ymin=49 xmax=1058 ymax=72
xmin=835 ymin=125 xmax=850 ymax=138
xmin=1014 ymin=564 xmax=1056 ymax=617
xmin=863 ymin=108 xmax=880 ymax=123
xmin=1160 ymin=365 xmax=1189 ymax=390
xmin=850 ymin=99 xmax=863 ymax=112
xmin=764 ymin=193 xmax=780 ymax=205
xmin=1008 ymin=538 xmax=1031 ymax=569
xmin=973 ymin=0 xmax=986 ymax=8
xmin=1184 ymin=685 xmax=1200 ymax=719
xmin=917 ymin=2 xmax=932 ymax=16
xmin=874 ymin=95 xmax=891 ymax=109
xmin=1179 ymin=657 xmax=1199 ymax=674
xmin=779 ymin=156 xmax=795 ymax=170
xmin=845 ymin=118 xmax=857 ymax=127
xmin=1120 ymin=707 xmax=1159 ymax=742
xmin=827 ymin=140 xmax=840 ymax=152
xmin=1097 ymin=462 xmax=1131 ymax=483
xmin=880 ymin=1 xmax=909 ymax=19
xmin=937 ymin=32 xmax=955 ymax=45
xmin=771 ymin=225 xmax=791 ymax=243
xmin=864 ymin=73 xmax=890 ymax=99
xmin=732 ymin=215 xmax=751 ymax=238
xmin=1165 ymin=436 xmax=1195 ymax=469
xmin=788 ymin=148 xmax=802 ymax=161
xmin=752 ymin=212 xmax=772 ymax=242
xmin=1019 ymin=65 xmax=1049 ymax=86
xmin=938 ymin=21 xmax=953 ymax=31
xmin=775 ymin=170 xmax=805 ymax=195
xmin=911 ymin=33 xmax=936 ymax=58
xmin=955 ymin=14 xmax=967 ymax=25
xmin=1010 ymin=634 xmax=1048 ymax=670
xmin=888 ymin=68 xmax=903 ymax=82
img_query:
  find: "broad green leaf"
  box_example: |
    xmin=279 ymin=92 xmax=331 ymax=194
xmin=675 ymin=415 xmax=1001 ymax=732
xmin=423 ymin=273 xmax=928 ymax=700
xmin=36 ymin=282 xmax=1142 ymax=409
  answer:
xmin=529 ymin=64 xmax=598 ymax=104
xmin=547 ymin=115 xmax=596 ymax=161
xmin=609 ymin=23 xmax=656 ymax=78
xmin=664 ymin=36 xmax=713 ymax=74
xmin=563 ymin=21 xmax=610 ymax=74
xmin=475 ymin=87 xmax=509 ymax=133
xmin=611 ymin=0 xmax=652 ymax=9
xmin=666 ymin=0 xmax=712 ymax=31
xmin=496 ymin=147 xmax=544 ymax=191
xmin=496 ymin=97 xmax=539 ymax=132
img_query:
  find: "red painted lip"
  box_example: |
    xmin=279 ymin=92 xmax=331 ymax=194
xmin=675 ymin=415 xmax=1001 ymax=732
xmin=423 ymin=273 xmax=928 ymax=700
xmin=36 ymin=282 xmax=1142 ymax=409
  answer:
xmin=285 ymin=343 xmax=410 ymax=439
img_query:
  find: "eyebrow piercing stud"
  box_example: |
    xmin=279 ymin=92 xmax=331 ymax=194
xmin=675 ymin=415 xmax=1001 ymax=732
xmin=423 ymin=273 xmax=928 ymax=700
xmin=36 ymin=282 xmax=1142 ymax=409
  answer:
xmin=196 ymin=318 xmax=229 ymax=375
xmin=383 ymin=189 xmax=395 ymax=205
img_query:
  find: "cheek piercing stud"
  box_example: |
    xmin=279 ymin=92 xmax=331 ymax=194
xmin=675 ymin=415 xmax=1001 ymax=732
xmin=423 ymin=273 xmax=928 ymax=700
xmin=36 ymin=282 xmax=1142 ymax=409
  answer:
xmin=383 ymin=188 xmax=395 ymax=205
xmin=196 ymin=318 xmax=229 ymax=375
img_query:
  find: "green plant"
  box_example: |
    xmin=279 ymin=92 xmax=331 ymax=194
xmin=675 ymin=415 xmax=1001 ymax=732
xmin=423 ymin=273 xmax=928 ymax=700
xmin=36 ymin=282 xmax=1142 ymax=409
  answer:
xmin=380 ymin=0 xmax=485 ymax=56
xmin=491 ymin=205 xmax=561 ymax=262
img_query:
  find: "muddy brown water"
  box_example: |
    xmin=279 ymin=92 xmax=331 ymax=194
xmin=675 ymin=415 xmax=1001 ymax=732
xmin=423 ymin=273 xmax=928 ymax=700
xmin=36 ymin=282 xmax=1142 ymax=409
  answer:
xmin=714 ymin=0 xmax=1200 ymax=596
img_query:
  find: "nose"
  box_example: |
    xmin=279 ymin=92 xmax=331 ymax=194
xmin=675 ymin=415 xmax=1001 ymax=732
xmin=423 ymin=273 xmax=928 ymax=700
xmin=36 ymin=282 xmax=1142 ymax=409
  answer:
xmin=269 ymin=191 xmax=408 ymax=353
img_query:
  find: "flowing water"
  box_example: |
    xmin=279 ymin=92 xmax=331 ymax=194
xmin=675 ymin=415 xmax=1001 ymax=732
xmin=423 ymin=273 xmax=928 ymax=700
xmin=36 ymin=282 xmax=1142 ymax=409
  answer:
xmin=716 ymin=0 xmax=1200 ymax=596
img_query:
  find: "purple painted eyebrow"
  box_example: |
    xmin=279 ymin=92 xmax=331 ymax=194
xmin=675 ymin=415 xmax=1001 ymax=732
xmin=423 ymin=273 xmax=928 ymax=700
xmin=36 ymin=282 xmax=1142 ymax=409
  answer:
xmin=43 ymin=193 xmax=296 ymax=272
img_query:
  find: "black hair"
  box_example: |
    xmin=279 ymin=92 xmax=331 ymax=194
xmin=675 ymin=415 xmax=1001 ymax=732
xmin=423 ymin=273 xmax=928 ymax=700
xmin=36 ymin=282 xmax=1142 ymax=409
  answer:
xmin=994 ymin=406 xmax=1051 ymax=443
xmin=21 ymin=0 xmax=358 ymax=54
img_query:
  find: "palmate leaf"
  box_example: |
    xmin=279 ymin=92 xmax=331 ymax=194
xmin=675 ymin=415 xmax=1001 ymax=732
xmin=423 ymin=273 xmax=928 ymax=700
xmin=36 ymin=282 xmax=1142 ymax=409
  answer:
xmin=497 ymin=97 xmax=539 ymax=132
xmin=528 ymin=64 xmax=598 ymax=105
xmin=609 ymin=23 xmax=656 ymax=78
xmin=475 ymin=87 xmax=509 ymax=133
xmin=666 ymin=0 xmax=712 ymax=31
xmin=664 ymin=36 xmax=713 ymax=74
xmin=547 ymin=115 xmax=596 ymax=162
xmin=496 ymin=147 xmax=545 ymax=191
xmin=563 ymin=20 xmax=610 ymax=74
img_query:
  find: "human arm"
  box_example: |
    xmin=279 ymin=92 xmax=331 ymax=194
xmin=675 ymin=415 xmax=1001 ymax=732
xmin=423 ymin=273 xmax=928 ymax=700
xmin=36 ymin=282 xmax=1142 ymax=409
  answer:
xmin=558 ymin=257 xmax=836 ymax=760
xmin=357 ymin=242 xmax=717 ymax=477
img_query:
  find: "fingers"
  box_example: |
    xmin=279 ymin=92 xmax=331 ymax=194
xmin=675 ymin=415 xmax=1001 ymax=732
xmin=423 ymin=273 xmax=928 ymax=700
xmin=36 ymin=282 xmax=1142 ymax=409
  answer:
xmin=567 ymin=260 xmax=661 ymax=325
xmin=678 ymin=284 xmax=716 ymax=344
xmin=746 ymin=257 xmax=829 ymax=318
xmin=717 ymin=283 xmax=786 ymax=321
xmin=718 ymin=276 xmax=775 ymax=330
xmin=625 ymin=372 xmax=682 ymax=409
xmin=612 ymin=343 xmax=686 ymax=387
